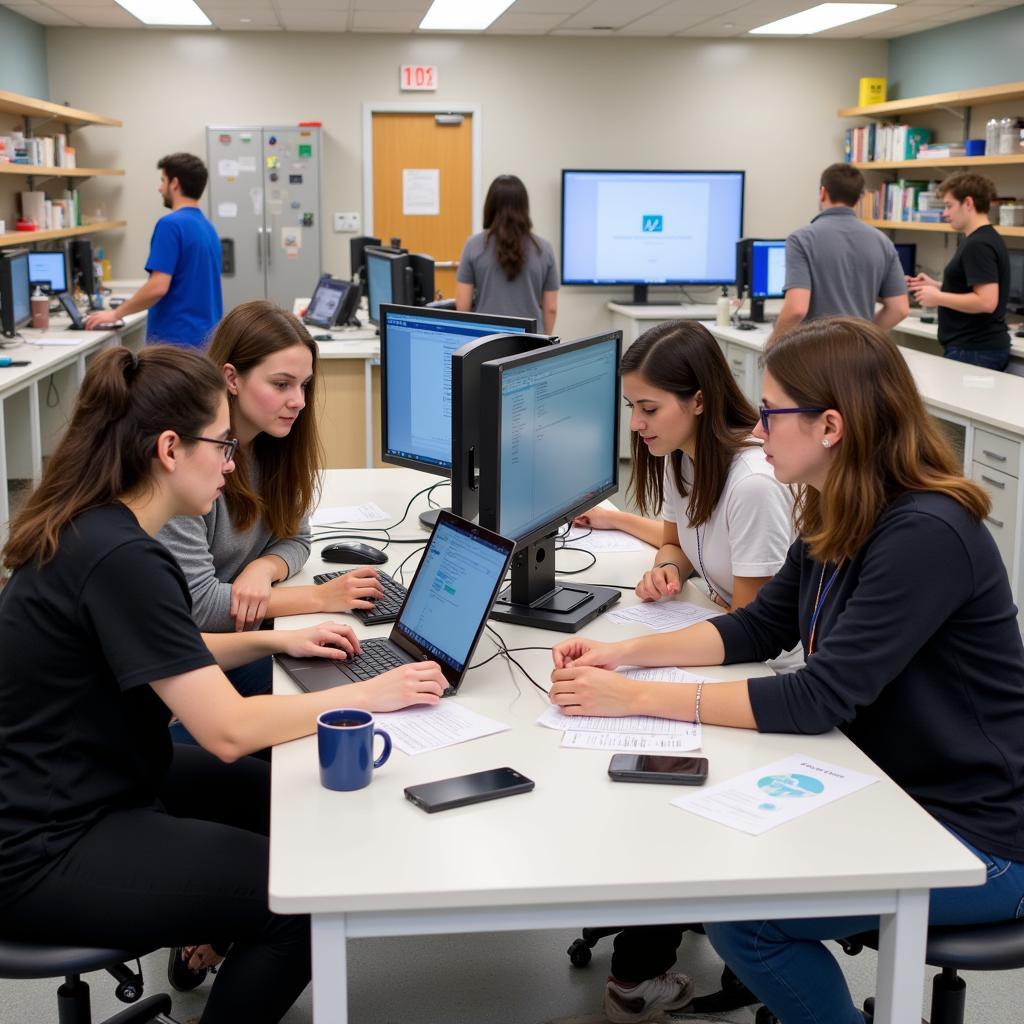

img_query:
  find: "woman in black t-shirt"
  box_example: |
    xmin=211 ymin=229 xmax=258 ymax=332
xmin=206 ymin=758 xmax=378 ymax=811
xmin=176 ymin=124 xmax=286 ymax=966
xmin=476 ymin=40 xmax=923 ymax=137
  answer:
xmin=0 ymin=346 xmax=447 ymax=1023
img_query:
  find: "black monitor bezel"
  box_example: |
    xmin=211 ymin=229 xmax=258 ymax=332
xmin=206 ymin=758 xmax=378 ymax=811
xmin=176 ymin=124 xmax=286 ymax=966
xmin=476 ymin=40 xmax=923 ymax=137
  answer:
xmin=379 ymin=303 xmax=535 ymax=477
xmin=1004 ymin=249 xmax=1024 ymax=314
xmin=560 ymin=168 xmax=746 ymax=288
xmin=70 ymin=237 xmax=95 ymax=297
xmin=0 ymin=250 xmax=33 ymax=338
xmin=28 ymin=249 xmax=71 ymax=295
xmin=478 ymin=330 xmax=622 ymax=549
xmin=365 ymin=248 xmax=411 ymax=325
xmin=304 ymin=275 xmax=351 ymax=328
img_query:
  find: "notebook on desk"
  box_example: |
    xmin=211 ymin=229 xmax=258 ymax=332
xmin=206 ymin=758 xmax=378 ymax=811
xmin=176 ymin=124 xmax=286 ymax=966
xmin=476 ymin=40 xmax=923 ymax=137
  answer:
xmin=277 ymin=511 xmax=514 ymax=696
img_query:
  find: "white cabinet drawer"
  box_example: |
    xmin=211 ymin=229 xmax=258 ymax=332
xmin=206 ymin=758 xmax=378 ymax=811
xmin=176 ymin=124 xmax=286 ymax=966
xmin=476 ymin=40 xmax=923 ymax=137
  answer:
xmin=971 ymin=461 xmax=1019 ymax=569
xmin=974 ymin=428 xmax=1020 ymax=478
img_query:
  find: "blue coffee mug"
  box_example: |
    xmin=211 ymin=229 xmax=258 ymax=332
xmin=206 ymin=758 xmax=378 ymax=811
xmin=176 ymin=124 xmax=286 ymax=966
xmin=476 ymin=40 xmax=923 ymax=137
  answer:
xmin=317 ymin=708 xmax=392 ymax=791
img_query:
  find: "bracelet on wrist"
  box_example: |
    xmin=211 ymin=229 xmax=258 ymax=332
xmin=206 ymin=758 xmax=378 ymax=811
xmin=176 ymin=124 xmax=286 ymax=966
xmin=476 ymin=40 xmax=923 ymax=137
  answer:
xmin=655 ymin=561 xmax=682 ymax=578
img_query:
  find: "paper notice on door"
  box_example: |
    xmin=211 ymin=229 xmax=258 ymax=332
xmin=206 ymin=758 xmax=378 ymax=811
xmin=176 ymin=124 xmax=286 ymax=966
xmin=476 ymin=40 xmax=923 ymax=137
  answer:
xmin=238 ymin=156 xmax=257 ymax=174
xmin=671 ymin=753 xmax=878 ymax=836
xmin=217 ymin=159 xmax=239 ymax=179
xmin=403 ymin=168 xmax=440 ymax=215
xmin=249 ymin=187 xmax=263 ymax=216
xmin=282 ymin=226 xmax=301 ymax=249
xmin=217 ymin=202 xmax=238 ymax=219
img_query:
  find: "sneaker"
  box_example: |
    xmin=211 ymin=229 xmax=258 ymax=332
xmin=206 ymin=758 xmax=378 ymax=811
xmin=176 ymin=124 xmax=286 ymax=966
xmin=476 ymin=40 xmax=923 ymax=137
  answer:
xmin=603 ymin=972 xmax=694 ymax=1023
xmin=166 ymin=946 xmax=208 ymax=992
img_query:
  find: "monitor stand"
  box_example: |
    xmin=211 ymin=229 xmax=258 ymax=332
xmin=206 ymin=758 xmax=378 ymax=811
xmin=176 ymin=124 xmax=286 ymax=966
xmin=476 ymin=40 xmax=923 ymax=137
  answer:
xmin=750 ymin=296 xmax=766 ymax=323
xmin=489 ymin=535 xmax=620 ymax=633
xmin=623 ymin=284 xmax=649 ymax=306
xmin=418 ymin=507 xmax=450 ymax=529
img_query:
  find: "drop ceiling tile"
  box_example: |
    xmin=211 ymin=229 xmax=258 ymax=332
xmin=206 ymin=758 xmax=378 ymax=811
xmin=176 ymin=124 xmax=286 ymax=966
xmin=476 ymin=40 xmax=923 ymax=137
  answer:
xmin=278 ymin=9 xmax=352 ymax=28
xmin=487 ymin=11 xmax=568 ymax=32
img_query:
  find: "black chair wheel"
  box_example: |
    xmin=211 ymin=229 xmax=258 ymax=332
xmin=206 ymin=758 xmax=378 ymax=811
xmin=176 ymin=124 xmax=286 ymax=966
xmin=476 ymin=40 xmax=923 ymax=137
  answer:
xmin=114 ymin=975 xmax=142 ymax=1002
xmin=567 ymin=938 xmax=593 ymax=968
xmin=755 ymin=1006 xmax=781 ymax=1024
xmin=863 ymin=996 xmax=875 ymax=1022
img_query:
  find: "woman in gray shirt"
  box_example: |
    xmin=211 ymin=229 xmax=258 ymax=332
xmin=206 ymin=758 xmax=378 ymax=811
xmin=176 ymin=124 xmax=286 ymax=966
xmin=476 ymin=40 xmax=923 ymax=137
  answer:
xmin=456 ymin=174 xmax=559 ymax=333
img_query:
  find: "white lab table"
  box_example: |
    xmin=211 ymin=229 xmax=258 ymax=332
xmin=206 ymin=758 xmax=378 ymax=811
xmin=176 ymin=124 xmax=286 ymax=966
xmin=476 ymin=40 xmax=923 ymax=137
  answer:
xmin=269 ymin=467 xmax=983 ymax=1024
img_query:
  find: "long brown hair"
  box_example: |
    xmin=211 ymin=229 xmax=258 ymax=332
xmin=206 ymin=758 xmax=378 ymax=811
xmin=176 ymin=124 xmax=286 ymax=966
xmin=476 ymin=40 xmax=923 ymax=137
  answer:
xmin=622 ymin=321 xmax=759 ymax=527
xmin=482 ymin=174 xmax=540 ymax=281
xmin=2 ymin=345 xmax=225 ymax=571
xmin=763 ymin=317 xmax=990 ymax=562
xmin=207 ymin=301 xmax=323 ymax=539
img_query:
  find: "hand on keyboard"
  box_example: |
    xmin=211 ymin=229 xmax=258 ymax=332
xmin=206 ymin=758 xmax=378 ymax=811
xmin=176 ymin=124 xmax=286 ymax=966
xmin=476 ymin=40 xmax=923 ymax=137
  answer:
xmin=355 ymin=659 xmax=448 ymax=712
xmin=279 ymin=622 xmax=361 ymax=660
xmin=314 ymin=569 xmax=408 ymax=624
xmin=314 ymin=565 xmax=386 ymax=611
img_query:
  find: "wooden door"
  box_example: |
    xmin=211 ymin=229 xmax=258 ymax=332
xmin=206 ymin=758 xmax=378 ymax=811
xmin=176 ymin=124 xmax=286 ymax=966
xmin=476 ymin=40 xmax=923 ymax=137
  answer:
xmin=371 ymin=112 xmax=473 ymax=298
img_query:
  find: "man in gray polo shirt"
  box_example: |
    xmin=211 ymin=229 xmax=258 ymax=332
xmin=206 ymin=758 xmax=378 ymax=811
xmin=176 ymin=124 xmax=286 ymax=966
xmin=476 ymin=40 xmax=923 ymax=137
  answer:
xmin=770 ymin=163 xmax=908 ymax=343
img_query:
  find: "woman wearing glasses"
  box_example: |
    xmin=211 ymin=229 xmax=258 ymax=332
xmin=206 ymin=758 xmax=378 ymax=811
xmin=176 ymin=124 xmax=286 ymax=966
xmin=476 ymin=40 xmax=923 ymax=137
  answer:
xmin=550 ymin=317 xmax=1024 ymax=1024
xmin=0 ymin=346 xmax=446 ymax=1024
xmin=158 ymin=301 xmax=385 ymax=709
xmin=577 ymin=319 xmax=793 ymax=613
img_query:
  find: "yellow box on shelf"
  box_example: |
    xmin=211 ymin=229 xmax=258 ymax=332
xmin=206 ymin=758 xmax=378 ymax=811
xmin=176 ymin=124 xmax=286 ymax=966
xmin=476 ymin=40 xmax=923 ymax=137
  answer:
xmin=858 ymin=77 xmax=888 ymax=106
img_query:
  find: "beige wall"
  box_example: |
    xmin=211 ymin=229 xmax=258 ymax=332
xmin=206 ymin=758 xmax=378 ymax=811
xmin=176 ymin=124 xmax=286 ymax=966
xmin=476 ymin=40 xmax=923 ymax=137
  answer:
xmin=46 ymin=28 xmax=886 ymax=340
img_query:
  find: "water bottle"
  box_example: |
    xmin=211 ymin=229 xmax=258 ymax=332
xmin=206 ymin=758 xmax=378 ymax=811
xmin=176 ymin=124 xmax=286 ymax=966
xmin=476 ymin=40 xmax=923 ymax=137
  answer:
xmin=999 ymin=116 xmax=1016 ymax=155
xmin=986 ymin=117 xmax=1000 ymax=155
xmin=716 ymin=286 xmax=731 ymax=327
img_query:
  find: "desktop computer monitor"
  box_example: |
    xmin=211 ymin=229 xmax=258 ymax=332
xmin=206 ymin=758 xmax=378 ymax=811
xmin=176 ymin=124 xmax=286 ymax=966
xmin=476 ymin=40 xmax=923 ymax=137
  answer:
xmin=350 ymin=235 xmax=381 ymax=284
xmin=379 ymin=303 xmax=539 ymax=526
xmin=28 ymin=250 xmax=70 ymax=295
xmin=561 ymin=169 xmax=745 ymax=304
xmin=0 ymin=250 xmax=32 ymax=338
xmin=304 ymin=275 xmax=360 ymax=329
xmin=1004 ymin=249 xmax=1024 ymax=315
xmin=894 ymin=243 xmax=917 ymax=278
xmin=70 ymin=238 xmax=95 ymax=297
xmin=408 ymin=253 xmax=435 ymax=305
xmin=477 ymin=330 xmax=623 ymax=632
xmin=735 ymin=238 xmax=785 ymax=322
xmin=365 ymin=247 xmax=412 ymax=326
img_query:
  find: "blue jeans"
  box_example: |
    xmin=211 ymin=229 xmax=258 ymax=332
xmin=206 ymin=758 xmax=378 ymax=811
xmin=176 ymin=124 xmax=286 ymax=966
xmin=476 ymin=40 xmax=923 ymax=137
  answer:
xmin=943 ymin=346 xmax=1010 ymax=372
xmin=705 ymin=828 xmax=1024 ymax=1024
xmin=169 ymin=656 xmax=273 ymax=746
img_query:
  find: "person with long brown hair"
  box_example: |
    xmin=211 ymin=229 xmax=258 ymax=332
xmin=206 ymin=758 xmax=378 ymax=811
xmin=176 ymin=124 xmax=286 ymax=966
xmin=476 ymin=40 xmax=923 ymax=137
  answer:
xmin=0 ymin=345 xmax=445 ymax=1024
xmin=455 ymin=174 xmax=559 ymax=332
xmin=158 ymin=300 xmax=385 ymax=706
xmin=577 ymin=320 xmax=793 ymax=613
xmin=550 ymin=318 xmax=1024 ymax=1024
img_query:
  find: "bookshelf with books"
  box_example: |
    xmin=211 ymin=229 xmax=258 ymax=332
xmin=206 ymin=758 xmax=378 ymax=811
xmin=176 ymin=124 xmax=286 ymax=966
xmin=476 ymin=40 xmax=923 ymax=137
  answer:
xmin=0 ymin=90 xmax=124 ymax=247
xmin=838 ymin=80 xmax=1024 ymax=239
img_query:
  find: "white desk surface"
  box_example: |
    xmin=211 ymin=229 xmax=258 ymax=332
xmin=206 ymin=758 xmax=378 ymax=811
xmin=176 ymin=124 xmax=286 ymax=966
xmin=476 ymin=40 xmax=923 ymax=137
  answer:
xmin=892 ymin=313 xmax=1024 ymax=361
xmin=608 ymin=299 xmax=784 ymax=321
xmin=270 ymin=469 xmax=980 ymax=916
xmin=703 ymin=320 xmax=1024 ymax=436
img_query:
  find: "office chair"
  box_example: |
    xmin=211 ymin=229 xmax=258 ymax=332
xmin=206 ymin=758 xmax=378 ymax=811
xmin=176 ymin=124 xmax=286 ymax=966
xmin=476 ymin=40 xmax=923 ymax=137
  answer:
xmin=0 ymin=937 xmax=179 ymax=1023
xmin=566 ymin=924 xmax=761 ymax=1014
xmin=841 ymin=918 xmax=1024 ymax=1024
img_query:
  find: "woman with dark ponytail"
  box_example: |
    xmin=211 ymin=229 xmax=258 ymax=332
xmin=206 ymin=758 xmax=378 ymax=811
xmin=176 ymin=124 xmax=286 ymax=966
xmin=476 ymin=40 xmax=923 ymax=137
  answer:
xmin=456 ymin=174 xmax=559 ymax=332
xmin=0 ymin=346 xmax=446 ymax=1023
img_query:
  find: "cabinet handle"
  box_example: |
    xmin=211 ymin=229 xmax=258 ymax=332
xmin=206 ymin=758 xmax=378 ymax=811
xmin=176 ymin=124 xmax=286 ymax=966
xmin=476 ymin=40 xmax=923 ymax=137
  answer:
xmin=985 ymin=515 xmax=1005 ymax=529
xmin=981 ymin=474 xmax=1006 ymax=489
xmin=256 ymin=228 xmax=263 ymax=270
xmin=981 ymin=449 xmax=1008 ymax=462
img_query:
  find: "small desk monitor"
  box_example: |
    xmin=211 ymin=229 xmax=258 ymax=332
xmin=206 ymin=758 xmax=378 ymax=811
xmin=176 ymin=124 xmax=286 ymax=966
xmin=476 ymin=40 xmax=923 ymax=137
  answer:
xmin=28 ymin=250 xmax=70 ymax=295
xmin=365 ymin=247 xmax=412 ymax=326
xmin=477 ymin=330 xmax=623 ymax=632
xmin=894 ymin=243 xmax=917 ymax=278
xmin=379 ymin=303 xmax=537 ymax=527
xmin=1 ymin=250 xmax=32 ymax=339
xmin=350 ymin=235 xmax=381 ymax=284
xmin=1008 ymin=249 xmax=1024 ymax=315
xmin=304 ymin=275 xmax=357 ymax=329
xmin=70 ymin=237 xmax=95 ymax=297
xmin=736 ymin=238 xmax=785 ymax=322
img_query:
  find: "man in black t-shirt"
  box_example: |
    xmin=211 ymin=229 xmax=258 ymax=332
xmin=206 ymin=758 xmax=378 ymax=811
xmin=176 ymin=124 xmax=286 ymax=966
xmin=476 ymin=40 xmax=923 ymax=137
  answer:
xmin=907 ymin=171 xmax=1010 ymax=371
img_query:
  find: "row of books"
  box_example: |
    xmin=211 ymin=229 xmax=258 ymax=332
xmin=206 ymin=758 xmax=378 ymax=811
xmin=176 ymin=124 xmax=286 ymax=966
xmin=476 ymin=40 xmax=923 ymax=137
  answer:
xmin=0 ymin=132 xmax=76 ymax=168
xmin=844 ymin=123 xmax=932 ymax=163
xmin=853 ymin=179 xmax=944 ymax=222
xmin=19 ymin=189 xmax=81 ymax=230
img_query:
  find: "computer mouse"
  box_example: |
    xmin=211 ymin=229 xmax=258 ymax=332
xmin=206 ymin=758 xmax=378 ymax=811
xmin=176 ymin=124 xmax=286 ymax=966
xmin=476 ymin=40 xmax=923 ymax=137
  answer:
xmin=737 ymin=321 xmax=758 ymax=331
xmin=1015 ymin=329 xmax=1024 ymax=338
xmin=109 ymin=297 xmax=125 ymax=309
xmin=321 ymin=542 xmax=387 ymax=565
xmin=312 ymin=333 xmax=334 ymax=341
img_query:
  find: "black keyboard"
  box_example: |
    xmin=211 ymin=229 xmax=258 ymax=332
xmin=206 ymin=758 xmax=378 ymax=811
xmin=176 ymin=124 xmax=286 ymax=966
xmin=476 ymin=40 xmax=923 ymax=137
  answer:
xmin=312 ymin=569 xmax=408 ymax=625
xmin=337 ymin=638 xmax=407 ymax=681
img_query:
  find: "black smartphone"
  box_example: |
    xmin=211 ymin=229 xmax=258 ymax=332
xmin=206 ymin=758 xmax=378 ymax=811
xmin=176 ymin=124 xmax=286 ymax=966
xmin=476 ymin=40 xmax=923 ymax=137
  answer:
xmin=608 ymin=754 xmax=708 ymax=786
xmin=404 ymin=767 xmax=534 ymax=813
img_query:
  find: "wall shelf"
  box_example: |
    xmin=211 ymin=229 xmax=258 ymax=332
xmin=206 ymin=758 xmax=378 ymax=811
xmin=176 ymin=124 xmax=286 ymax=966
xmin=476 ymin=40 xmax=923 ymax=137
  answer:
xmin=838 ymin=81 xmax=1024 ymax=119
xmin=864 ymin=219 xmax=1024 ymax=238
xmin=0 ymin=220 xmax=127 ymax=247
xmin=0 ymin=164 xmax=124 ymax=178
xmin=0 ymin=91 xmax=121 ymax=129
xmin=854 ymin=155 xmax=1024 ymax=171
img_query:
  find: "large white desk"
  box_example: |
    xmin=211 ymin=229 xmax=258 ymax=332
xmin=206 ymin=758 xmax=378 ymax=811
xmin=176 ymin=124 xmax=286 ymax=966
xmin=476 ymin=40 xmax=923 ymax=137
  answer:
xmin=270 ymin=467 xmax=983 ymax=1024
xmin=0 ymin=306 xmax=146 ymax=549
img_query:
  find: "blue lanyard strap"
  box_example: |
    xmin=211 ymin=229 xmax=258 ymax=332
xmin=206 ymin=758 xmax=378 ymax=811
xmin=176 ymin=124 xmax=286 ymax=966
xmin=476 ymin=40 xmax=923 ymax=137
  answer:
xmin=808 ymin=562 xmax=843 ymax=654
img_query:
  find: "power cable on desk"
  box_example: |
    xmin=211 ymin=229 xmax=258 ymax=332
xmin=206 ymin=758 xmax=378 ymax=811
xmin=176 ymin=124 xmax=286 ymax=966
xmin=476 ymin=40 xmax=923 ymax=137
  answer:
xmin=392 ymin=543 xmax=426 ymax=584
xmin=479 ymin=624 xmax=548 ymax=695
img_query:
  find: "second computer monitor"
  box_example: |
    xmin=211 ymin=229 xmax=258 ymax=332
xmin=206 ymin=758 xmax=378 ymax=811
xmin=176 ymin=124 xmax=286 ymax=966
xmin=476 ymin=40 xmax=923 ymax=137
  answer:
xmin=380 ymin=304 xmax=535 ymax=475
xmin=28 ymin=250 xmax=70 ymax=294
xmin=0 ymin=250 xmax=32 ymax=338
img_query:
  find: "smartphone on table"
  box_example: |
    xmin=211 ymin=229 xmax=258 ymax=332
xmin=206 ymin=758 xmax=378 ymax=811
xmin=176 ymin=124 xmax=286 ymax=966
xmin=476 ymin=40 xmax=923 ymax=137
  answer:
xmin=405 ymin=767 xmax=535 ymax=813
xmin=608 ymin=754 xmax=708 ymax=785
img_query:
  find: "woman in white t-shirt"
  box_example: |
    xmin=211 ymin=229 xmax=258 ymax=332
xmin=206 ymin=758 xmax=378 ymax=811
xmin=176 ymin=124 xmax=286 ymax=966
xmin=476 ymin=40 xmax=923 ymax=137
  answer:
xmin=577 ymin=320 xmax=793 ymax=611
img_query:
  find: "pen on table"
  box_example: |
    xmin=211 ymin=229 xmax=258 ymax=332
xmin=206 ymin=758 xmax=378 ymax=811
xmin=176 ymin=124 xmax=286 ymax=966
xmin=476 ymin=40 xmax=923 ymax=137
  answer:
xmin=0 ymin=357 xmax=30 ymax=367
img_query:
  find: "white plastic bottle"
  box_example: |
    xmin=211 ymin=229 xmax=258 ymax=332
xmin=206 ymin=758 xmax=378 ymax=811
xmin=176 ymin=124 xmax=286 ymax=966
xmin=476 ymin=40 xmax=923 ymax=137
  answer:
xmin=716 ymin=285 xmax=731 ymax=327
xmin=986 ymin=117 xmax=1000 ymax=155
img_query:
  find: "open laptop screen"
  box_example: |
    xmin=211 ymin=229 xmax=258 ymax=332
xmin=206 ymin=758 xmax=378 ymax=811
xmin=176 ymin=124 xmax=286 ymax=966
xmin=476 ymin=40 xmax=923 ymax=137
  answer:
xmin=395 ymin=516 xmax=511 ymax=676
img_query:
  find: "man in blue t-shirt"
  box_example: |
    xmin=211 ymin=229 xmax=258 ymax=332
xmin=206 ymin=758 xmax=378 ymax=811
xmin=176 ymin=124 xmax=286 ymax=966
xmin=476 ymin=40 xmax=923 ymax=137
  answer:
xmin=85 ymin=153 xmax=222 ymax=347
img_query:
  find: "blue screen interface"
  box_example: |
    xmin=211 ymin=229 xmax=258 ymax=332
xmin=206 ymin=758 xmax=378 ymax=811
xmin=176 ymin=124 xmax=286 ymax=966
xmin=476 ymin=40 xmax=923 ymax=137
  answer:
xmin=751 ymin=240 xmax=786 ymax=298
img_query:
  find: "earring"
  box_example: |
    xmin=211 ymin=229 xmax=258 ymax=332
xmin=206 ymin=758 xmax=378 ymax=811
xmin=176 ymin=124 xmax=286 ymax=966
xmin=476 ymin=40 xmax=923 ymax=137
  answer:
xmin=822 ymin=439 xmax=831 ymax=448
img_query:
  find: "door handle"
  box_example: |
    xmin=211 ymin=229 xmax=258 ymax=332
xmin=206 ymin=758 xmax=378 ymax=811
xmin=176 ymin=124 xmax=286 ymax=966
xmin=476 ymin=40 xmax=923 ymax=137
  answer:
xmin=981 ymin=474 xmax=1006 ymax=490
xmin=265 ymin=228 xmax=272 ymax=269
xmin=256 ymin=227 xmax=263 ymax=270
xmin=434 ymin=260 xmax=458 ymax=269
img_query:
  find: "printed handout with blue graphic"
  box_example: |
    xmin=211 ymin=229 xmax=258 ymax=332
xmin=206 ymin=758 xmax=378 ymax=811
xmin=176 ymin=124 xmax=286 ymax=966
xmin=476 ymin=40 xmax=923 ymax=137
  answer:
xmin=594 ymin=179 xmax=710 ymax=283
xmin=671 ymin=753 xmax=878 ymax=836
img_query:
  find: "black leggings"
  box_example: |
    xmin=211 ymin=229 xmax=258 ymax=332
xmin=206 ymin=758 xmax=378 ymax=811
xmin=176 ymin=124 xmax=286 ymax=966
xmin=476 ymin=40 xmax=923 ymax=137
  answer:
xmin=3 ymin=746 xmax=310 ymax=1024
